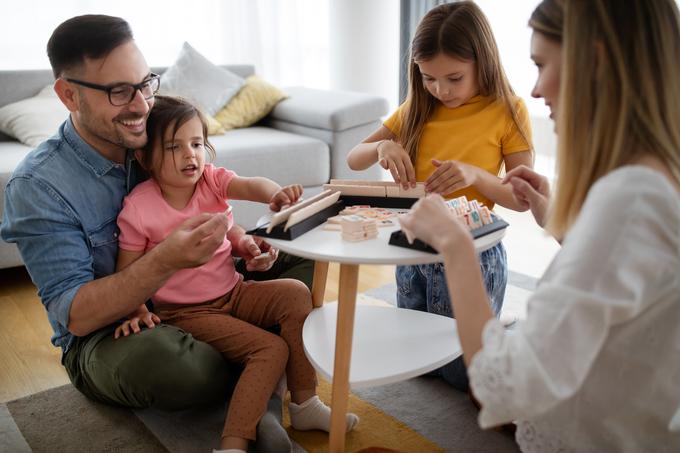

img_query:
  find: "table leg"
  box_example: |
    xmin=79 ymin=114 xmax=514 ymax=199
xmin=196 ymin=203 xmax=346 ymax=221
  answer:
xmin=328 ymin=263 xmax=359 ymax=453
xmin=311 ymin=261 xmax=329 ymax=308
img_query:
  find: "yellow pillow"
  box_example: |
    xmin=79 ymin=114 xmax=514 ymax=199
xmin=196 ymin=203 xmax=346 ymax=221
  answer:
xmin=214 ymin=76 xmax=287 ymax=131
xmin=205 ymin=113 xmax=226 ymax=136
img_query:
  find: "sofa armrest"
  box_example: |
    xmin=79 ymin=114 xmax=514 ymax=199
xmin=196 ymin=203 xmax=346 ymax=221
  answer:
xmin=270 ymin=87 xmax=388 ymax=131
xmin=267 ymin=87 xmax=388 ymax=181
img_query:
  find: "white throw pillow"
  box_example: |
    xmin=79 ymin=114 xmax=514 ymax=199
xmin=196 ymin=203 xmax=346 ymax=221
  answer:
xmin=159 ymin=42 xmax=245 ymax=116
xmin=0 ymin=85 xmax=69 ymax=148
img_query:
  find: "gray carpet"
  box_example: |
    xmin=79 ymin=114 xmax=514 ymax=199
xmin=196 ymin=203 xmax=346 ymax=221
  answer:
xmin=1 ymin=385 xmax=304 ymax=453
xmin=355 ymin=377 xmax=518 ymax=452
xmin=1 ymin=274 xmax=533 ymax=452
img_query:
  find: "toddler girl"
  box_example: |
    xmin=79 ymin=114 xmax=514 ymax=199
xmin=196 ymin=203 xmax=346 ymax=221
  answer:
xmin=116 ymin=95 xmax=358 ymax=452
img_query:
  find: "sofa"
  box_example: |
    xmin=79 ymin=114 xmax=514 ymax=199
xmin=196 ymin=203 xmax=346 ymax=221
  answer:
xmin=0 ymin=65 xmax=388 ymax=269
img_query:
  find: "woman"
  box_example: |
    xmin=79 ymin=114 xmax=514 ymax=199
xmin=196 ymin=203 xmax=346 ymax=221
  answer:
xmin=399 ymin=0 xmax=680 ymax=450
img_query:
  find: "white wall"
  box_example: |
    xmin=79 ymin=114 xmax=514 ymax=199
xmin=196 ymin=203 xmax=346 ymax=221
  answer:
xmin=329 ymin=0 xmax=400 ymax=115
xmin=475 ymin=1 xmax=557 ymax=158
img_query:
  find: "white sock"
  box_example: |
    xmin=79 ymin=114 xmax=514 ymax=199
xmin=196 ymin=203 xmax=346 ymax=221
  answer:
xmin=289 ymin=395 xmax=359 ymax=432
xmin=213 ymin=449 xmax=246 ymax=453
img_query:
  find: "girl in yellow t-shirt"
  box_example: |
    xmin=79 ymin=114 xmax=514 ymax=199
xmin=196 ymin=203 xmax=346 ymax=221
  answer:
xmin=347 ymin=1 xmax=533 ymax=392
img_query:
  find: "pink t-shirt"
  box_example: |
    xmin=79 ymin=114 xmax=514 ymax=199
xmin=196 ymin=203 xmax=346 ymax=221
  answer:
xmin=117 ymin=164 xmax=240 ymax=305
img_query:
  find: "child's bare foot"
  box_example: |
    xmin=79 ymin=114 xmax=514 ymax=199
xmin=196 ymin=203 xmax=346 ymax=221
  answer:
xmin=289 ymin=395 xmax=359 ymax=432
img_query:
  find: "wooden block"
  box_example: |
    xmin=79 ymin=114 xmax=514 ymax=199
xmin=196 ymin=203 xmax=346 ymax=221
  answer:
xmin=376 ymin=219 xmax=396 ymax=227
xmin=385 ymin=185 xmax=400 ymax=197
xmin=266 ymin=189 xmax=335 ymax=233
xmin=480 ymin=206 xmax=492 ymax=225
xmin=329 ymin=179 xmax=398 ymax=187
xmin=341 ymin=230 xmax=378 ymax=242
xmin=323 ymin=184 xmax=387 ymax=197
xmin=340 ymin=216 xmax=374 ymax=232
xmin=398 ymin=183 xmax=426 ymax=198
xmin=326 ymin=215 xmax=344 ymax=224
xmin=284 ymin=191 xmax=341 ymax=231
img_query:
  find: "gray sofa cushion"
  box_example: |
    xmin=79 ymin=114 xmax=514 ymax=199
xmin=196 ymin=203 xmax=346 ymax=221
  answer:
xmin=0 ymin=141 xmax=31 ymax=268
xmin=0 ymin=141 xmax=32 ymax=177
xmin=209 ymin=126 xmax=329 ymax=187
xmin=271 ymin=87 xmax=388 ymax=131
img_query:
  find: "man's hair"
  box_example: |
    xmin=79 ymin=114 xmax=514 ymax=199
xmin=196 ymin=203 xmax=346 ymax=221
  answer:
xmin=47 ymin=15 xmax=133 ymax=79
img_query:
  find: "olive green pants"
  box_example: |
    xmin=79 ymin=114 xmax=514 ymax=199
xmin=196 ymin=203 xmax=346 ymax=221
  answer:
xmin=63 ymin=251 xmax=313 ymax=410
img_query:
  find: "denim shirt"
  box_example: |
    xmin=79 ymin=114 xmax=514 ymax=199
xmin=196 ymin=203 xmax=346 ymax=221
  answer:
xmin=0 ymin=119 xmax=147 ymax=354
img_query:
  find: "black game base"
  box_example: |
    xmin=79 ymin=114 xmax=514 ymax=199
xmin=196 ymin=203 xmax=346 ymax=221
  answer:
xmin=247 ymin=195 xmax=419 ymax=241
xmin=388 ymin=217 xmax=510 ymax=254
xmin=338 ymin=195 xmax=419 ymax=209
xmin=247 ymin=202 xmax=343 ymax=240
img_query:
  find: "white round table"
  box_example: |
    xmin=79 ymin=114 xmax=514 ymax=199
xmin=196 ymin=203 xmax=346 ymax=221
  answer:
xmin=258 ymin=214 xmax=504 ymax=453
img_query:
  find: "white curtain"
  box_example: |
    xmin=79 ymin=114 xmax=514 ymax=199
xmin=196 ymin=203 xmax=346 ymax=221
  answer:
xmin=1 ymin=0 xmax=330 ymax=89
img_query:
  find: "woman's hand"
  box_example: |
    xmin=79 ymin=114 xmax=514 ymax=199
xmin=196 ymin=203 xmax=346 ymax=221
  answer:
xmin=398 ymin=194 xmax=472 ymax=253
xmin=377 ymin=140 xmax=417 ymax=189
xmin=425 ymin=159 xmax=477 ymax=195
xmin=502 ymin=165 xmax=551 ymax=227
xmin=269 ymin=184 xmax=303 ymax=212
xmin=114 ymin=310 xmax=160 ymax=339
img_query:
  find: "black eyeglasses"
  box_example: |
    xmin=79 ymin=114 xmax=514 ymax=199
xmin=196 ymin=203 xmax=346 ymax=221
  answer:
xmin=65 ymin=73 xmax=161 ymax=106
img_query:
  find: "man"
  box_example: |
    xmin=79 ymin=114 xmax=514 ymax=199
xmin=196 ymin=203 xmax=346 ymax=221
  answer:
xmin=0 ymin=14 xmax=312 ymax=451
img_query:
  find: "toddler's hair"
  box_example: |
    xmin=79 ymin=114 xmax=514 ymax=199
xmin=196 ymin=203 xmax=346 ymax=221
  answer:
xmin=138 ymin=95 xmax=216 ymax=173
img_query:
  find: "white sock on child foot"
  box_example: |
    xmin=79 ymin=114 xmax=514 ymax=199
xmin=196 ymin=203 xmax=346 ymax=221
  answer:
xmin=289 ymin=395 xmax=359 ymax=432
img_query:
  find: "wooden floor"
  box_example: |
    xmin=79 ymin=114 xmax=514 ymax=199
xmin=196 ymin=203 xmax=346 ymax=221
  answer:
xmin=0 ymin=263 xmax=395 ymax=403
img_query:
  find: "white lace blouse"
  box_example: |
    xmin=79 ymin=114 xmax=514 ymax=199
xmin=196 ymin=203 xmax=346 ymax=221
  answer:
xmin=469 ymin=166 xmax=680 ymax=452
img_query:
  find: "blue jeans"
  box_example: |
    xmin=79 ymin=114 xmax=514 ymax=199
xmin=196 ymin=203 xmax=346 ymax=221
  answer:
xmin=396 ymin=241 xmax=507 ymax=391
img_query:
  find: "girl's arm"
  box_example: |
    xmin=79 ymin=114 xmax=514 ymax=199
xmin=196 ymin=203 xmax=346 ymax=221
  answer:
xmin=347 ymin=126 xmax=416 ymax=188
xmin=116 ymin=248 xmax=146 ymax=272
xmin=227 ymin=176 xmax=302 ymax=211
xmin=346 ymin=125 xmax=396 ymax=170
xmin=442 ymin=242 xmax=493 ymax=364
xmin=227 ymin=176 xmax=281 ymax=203
xmin=398 ymin=195 xmax=493 ymax=364
xmin=426 ymin=151 xmax=533 ymax=211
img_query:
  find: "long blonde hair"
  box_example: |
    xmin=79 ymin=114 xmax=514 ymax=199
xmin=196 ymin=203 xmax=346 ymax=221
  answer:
xmin=543 ymin=0 xmax=680 ymax=238
xmin=401 ymin=1 xmax=530 ymax=163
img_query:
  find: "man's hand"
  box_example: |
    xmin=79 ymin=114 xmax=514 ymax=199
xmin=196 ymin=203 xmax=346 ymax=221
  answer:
xmin=235 ymin=234 xmax=278 ymax=271
xmin=155 ymin=212 xmax=230 ymax=272
xmin=269 ymin=184 xmax=303 ymax=212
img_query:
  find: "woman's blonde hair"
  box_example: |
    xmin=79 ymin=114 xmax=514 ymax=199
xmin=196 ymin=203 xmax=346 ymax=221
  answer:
xmin=528 ymin=0 xmax=563 ymax=43
xmin=401 ymin=1 xmax=531 ymax=163
xmin=543 ymin=0 xmax=680 ymax=238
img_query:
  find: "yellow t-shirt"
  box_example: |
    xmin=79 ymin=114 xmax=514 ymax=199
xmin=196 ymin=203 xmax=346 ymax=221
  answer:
xmin=383 ymin=95 xmax=532 ymax=209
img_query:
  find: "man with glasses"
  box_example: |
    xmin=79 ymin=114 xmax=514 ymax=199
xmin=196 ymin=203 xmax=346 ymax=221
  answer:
xmin=0 ymin=15 xmax=305 ymax=451
xmin=65 ymin=72 xmax=161 ymax=107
